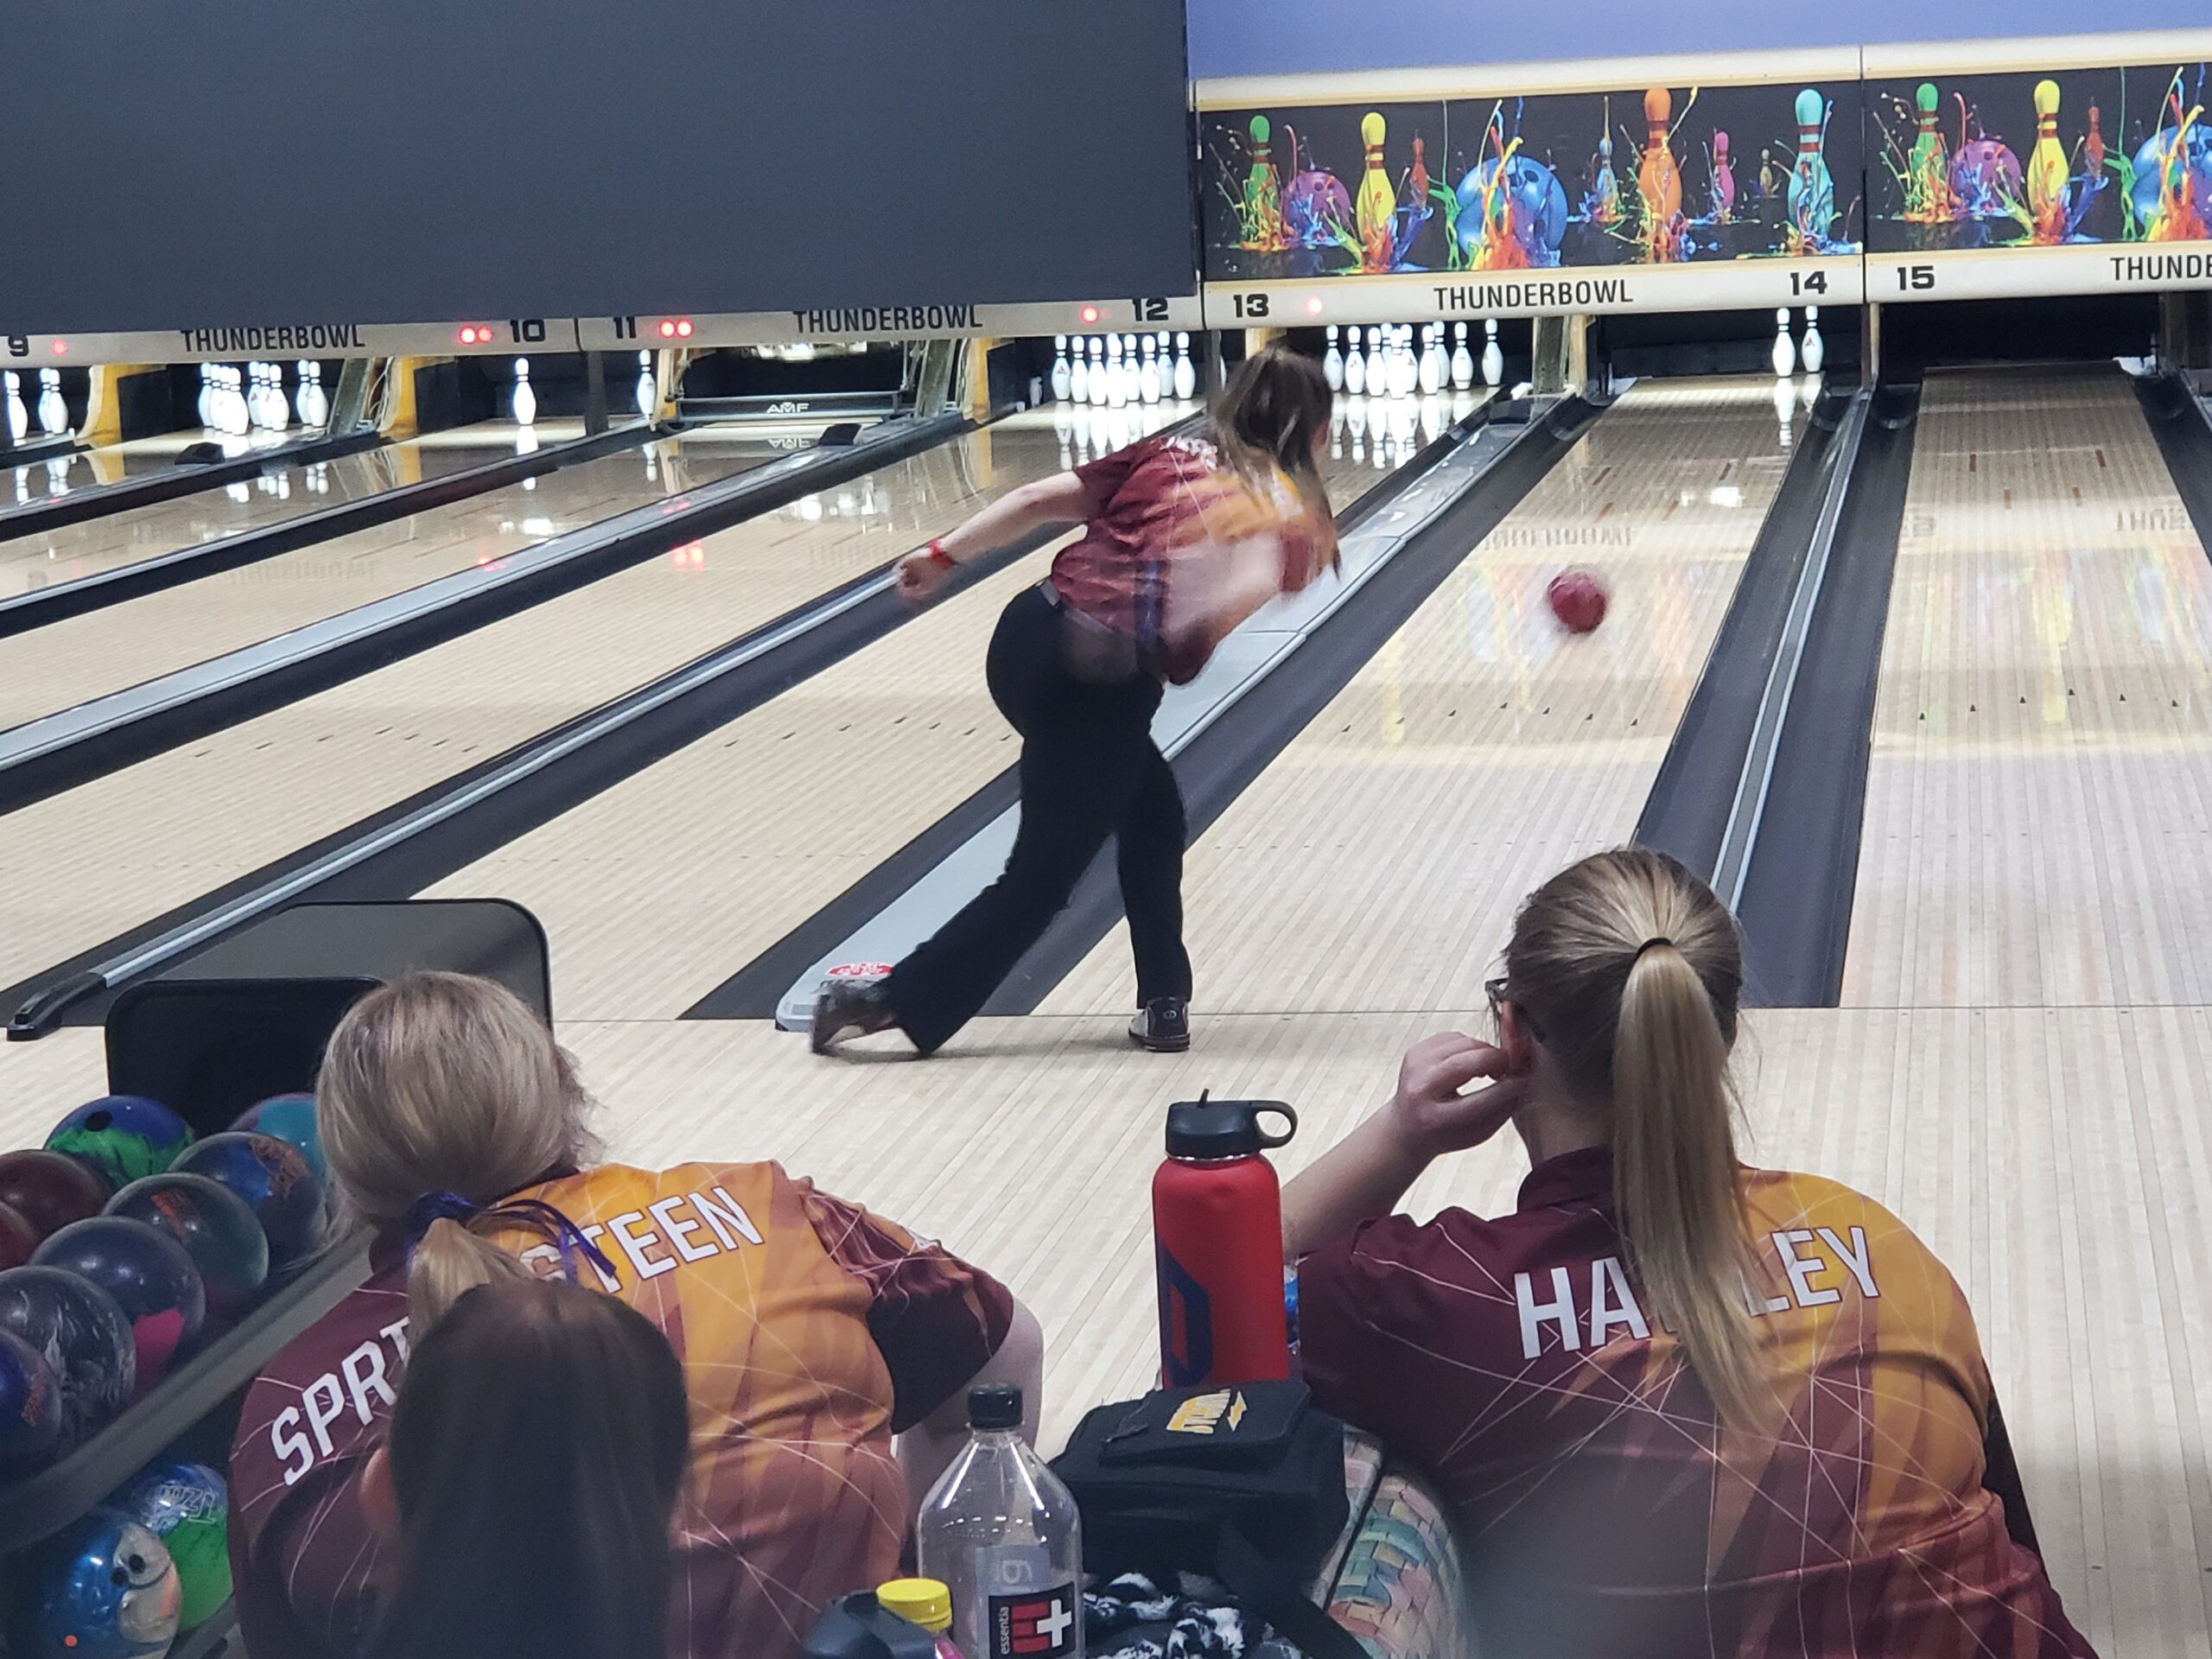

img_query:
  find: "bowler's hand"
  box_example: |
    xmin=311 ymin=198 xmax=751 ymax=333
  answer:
xmin=1388 ymin=1032 xmax=1526 ymax=1158
xmin=896 ymin=549 xmax=954 ymax=603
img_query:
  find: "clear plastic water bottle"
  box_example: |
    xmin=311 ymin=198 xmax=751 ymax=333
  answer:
xmin=916 ymin=1385 xmax=1084 ymax=1659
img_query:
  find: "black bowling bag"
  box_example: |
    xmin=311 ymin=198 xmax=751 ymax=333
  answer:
xmin=1049 ymin=1379 xmax=1366 ymax=1659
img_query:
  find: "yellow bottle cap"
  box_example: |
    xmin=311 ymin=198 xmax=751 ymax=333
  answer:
xmin=877 ymin=1579 xmax=952 ymax=1634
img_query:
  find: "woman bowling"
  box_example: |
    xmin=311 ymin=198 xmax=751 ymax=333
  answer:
xmin=811 ymin=343 xmax=1338 ymax=1058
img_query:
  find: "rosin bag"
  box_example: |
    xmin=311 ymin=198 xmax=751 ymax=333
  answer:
xmin=1047 ymin=1380 xmax=1366 ymax=1659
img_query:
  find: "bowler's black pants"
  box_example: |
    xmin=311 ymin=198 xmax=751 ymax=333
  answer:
xmin=886 ymin=586 xmax=1191 ymax=1054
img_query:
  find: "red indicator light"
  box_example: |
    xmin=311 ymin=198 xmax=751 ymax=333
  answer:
xmin=657 ymin=319 xmax=694 ymax=340
xmin=1305 ymin=297 xmax=1325 ymax=315
xmin=1079 ymin=306 xmax=1102 ymax=325
xmin=459 ymin=324 xmax=500 ymax=346
xmin=49 ymin=340 xmax=67 ymax=355
xmin=677 ymin=319 xmax=694 ymax=338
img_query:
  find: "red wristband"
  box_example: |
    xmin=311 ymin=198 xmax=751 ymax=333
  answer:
xmin=926 ymin=537 xmax=955 ymax=571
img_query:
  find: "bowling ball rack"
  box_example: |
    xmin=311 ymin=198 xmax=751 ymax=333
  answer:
xmin=0 ymin=899 xmax=553 ymax=1656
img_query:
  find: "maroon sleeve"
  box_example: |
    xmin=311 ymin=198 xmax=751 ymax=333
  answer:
xmin=1072 ymin=434 xmax=1155 ymax=513
xmin=799 ymin=1182 xmax=1016 ymax=1433
xmin=1297 ymin=1213 xmax=1469 ymax=1470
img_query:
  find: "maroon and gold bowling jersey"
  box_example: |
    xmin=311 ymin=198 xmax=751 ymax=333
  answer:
xmin=227 ymin=1161 xmax=1013 ymax=1659
xmin=1297 ymin=1147 xmax=2096 ymax=1659
xmin=1062 ymin=432 xmax=1332 ymax=685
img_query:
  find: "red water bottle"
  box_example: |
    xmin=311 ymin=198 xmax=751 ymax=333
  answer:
xmin=1153 ymin=1095 xmax=1297 ymax=1388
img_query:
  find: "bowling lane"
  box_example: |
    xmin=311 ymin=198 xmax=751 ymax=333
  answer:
xmin=1841 ymin=366 xmax=2212 ymax=1007
xmin=0 ymin=409 xmax=1174 ymax=998
xmin=0 ymin=419 xmax=543 ymax=597
xmin=0 ymin=422 xmax=814 ymax=732
xmin=1038 ymin=377 xmax=1797 ymax=1018
xmin=418 ymin=406 xmax=1402 ymax=1020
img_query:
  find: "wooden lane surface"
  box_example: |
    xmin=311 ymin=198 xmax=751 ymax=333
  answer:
xmin=0 ymin=421 xmax=526 ymax=598
xmin=0 ymin=423 xmax=820 ymax=730
xmin=1843 ymin=366 xmax=2212 ymax=1008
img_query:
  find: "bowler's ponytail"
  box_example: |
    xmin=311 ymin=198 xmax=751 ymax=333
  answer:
xmin=1502 ymin=849 xmax=1766 ymax=1426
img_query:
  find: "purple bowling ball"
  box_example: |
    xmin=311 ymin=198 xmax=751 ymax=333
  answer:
xmin=31 ymin=1218 xmax=206 ymax=1397
xmin=0 ymin=1325 xmax=63 ymax=1476
xmin=168 ymin=1133 xmax=324 ymax=1276
xmin=0 ymin=1265 xmax=136 ymax=1445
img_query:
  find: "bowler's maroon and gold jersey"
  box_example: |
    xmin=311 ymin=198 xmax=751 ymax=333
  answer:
xmin=228 ymin=1161 xmax=1012 ymax=1659
xmin=1298 ymin=1147 xmax=2094 ymax=1658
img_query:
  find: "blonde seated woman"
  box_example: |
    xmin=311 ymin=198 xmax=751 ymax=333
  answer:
xmin=1284 ymin=849 xmax=2097 ymax=1659
xmin=227 ymin=972 xmax=1041 ymax=1659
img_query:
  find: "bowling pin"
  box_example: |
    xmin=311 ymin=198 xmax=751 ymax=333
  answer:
xmin=1451 ymin=321 xmax=1474 ymax=391
xmin=197 ymin=365 xmax=215 ymax=429
xmin=249 ymin=365 xmax=270 ymax=429
xmin=1481 ymin=319 xmax=1503 ymax=387
xmin=3 ymin=372 xmax=23 ymax=442
xmin=1394 ymin=326 xmax=1418 ymax=397
xmin=636 ymin=351 xmax=657 ymax=419
xmin=1088 ymin=338 xmax=1107 ymax=406
xmin=1419 ymin=324 xmax=1443 ymax=394
xmin=1356 ymin=111 xmax=1395 ymax=264
xmin=1104 ymin=336 xmax=1125 ymax=407
xmin=2027 ymin=78 xmax=2068 ymax=224
xmin=1323 ymin=325 xmax=1344 ymax=391
xmin=512 ymin=357 xmax=537 ymax=426
xmin=1069 ymin=337 xmax=1089 ymax=404
xmin=1801 ymin=308 xmax=1825 ymax=374
xmin=1050 ymin=335 xmax=1072 ymax=402
xmin=1123 ymin=334 xmax=1142 ymax=404
xmin=1638 ymin=87 xmax=1683 ymax=223
xmin=37 ymin=369 xmax=67 ymax=435
xmin=1787 ymin=88 xmax=1835 ymax=241
xmin=1173 ymin=333 xmax=1196 ymax=399
xmin=1347 ymin=397 xmax=1367 ymax=463
xmin=227 ymin=368 xmax=249 ymax=436
xmin=1139 ymin=336 xmax=1160 ymax=404
xmin=1344 ymin=328 xmax=1367 ymax=395
xmin=1771 ymin=308 xmax=1796 ymax=377
xmin=304 ymin=361 xmax=328 ymax=427
xmin=1772 ymin=375 xmax=1796 ymax=448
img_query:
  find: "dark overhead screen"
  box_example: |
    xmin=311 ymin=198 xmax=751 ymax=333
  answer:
xmin=3 ymin=0 xmax=1196 ymax=335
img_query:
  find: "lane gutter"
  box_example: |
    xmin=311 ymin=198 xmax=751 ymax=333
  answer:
xmin=1636 ymin=382 xmax=1863 ymax=879
xmin=1726 ymin=380 xmax=1923 ymax=1006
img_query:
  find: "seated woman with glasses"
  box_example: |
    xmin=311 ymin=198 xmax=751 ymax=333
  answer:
xmin=1283 ymin=849 xmax=2095 ymax=1659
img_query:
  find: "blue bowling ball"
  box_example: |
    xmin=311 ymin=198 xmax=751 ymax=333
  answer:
xmin=168 ymin=1132 xmax=325 ymax=1275
xmin=0 ymin=1325 xmax=62 ymax=1476
xmin=0 ymin=1266 xmax=135 ymax=1446
xmin=229 ymin=1091 xmax=327 ymax=1185
xmin=16 ymin=1507 xmax=182 ymax=1659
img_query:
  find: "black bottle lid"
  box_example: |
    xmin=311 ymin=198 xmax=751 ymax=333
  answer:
xmin=969 ymin=1383 xmax=1023 ymax=1430
xmin=1164 ymin=1093 xmax=1298 ymax=1159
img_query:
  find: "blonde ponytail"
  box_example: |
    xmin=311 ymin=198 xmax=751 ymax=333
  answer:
xmin=1503 ymin=849 xmax=1769 ymax=1427
xmin=409 ymin=1215 xmax=532 ymax=1335
xmin=1611 ymin=943 xmax=1762 ymax=1426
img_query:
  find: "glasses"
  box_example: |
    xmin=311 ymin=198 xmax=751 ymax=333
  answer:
xmin=1485 ymin=977 xmax=1545 ymax=1043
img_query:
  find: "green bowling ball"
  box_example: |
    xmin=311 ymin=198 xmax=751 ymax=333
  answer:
xmin=114 ymin=1456 xmax=230 ymax=1630
xmin=43 ymin=1097 xmax=194 ymax=1192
